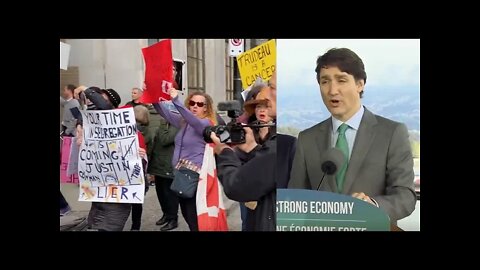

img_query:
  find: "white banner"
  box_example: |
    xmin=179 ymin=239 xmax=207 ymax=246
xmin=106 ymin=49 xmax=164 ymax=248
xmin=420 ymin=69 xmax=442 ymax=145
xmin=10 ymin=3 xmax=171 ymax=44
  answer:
xmin=60 ymin=41 xmax=70 ymax=70
xmin=78 ymin=108 xmax=145 ymax=203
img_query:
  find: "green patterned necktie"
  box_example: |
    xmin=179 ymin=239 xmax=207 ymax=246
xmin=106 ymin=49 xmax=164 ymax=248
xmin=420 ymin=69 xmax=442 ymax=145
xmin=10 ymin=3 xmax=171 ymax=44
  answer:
xmin=336 ymin=123 xmax=349 ymax=193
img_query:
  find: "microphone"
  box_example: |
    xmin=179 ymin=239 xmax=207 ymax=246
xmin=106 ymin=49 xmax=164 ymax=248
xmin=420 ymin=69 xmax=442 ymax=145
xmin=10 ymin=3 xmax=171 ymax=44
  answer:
xmin=317 ymin=148 xmax=345 ymax=191
xmin=217 ymin=100 xmax=241 ymax=112
xmin=217 ymin=100 xmax=242 ymax=119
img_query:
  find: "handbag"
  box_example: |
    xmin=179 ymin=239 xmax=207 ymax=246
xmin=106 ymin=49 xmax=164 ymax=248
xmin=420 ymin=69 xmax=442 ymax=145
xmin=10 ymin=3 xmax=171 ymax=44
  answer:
xmin=170 ymin=169 xmax=199 ymax=198
xmin=170 ymin=124 xmax=200 ymax=198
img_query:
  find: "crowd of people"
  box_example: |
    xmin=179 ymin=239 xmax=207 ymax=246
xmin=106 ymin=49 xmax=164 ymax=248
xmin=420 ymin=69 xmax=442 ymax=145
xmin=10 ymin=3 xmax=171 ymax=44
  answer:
xmin=60 ymin=47 xmax=416 ymax=231
xmin=60 ymin=69 xmax=282 ymax=231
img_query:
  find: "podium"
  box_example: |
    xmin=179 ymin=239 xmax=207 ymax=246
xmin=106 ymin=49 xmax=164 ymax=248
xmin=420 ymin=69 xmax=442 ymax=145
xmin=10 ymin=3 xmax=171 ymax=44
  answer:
xmin=277 ymin=189 xmax=394 ymax=231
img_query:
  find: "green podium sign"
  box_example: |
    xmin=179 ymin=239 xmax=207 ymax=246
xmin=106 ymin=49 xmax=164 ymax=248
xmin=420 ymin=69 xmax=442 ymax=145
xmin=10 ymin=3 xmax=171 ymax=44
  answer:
xmin=277 ymin=189 xmax=390 ymax=231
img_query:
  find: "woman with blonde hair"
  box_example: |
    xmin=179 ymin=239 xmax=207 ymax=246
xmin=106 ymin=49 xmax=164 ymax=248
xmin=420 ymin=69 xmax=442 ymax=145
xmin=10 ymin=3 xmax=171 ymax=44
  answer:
xmin=152 ymin=88 xmax=216 ymax=231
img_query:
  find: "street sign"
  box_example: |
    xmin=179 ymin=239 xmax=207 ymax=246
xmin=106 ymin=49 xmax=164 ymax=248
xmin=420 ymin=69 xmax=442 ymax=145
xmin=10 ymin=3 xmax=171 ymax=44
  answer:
xmin=228 ymin=39 xmax=244 ymax=57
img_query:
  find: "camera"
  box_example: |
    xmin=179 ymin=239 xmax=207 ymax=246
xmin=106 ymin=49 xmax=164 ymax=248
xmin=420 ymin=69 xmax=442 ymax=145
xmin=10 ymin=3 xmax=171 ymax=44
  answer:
xmin=204 ymin=122 xmax=246 ymax=144
xmin=203 ymin=101 xmax=274 ymax=144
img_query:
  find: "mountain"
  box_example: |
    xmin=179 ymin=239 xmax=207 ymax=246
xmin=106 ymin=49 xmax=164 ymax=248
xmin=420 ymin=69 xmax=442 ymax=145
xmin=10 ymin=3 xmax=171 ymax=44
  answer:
xmin=278 ymin=85 xmax=420 ymax=132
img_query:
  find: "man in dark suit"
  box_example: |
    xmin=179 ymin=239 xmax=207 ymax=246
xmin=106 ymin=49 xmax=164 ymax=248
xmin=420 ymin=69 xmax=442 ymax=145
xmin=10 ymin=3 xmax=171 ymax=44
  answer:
xmin=288 ymin=48 xmax=416 ymax=223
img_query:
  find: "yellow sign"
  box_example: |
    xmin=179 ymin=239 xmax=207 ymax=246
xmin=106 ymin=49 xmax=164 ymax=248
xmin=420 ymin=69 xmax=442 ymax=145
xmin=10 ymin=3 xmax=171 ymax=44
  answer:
xmin=236 ymin=39 xmax=276 ymax=89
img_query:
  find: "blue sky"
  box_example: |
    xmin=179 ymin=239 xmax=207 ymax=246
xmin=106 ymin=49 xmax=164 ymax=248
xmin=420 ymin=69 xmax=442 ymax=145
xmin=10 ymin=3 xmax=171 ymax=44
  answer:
xmin=278 ymin=39 xmax=420 ymax=92
xmin=277 ymin=39 xmax=420 ymax=131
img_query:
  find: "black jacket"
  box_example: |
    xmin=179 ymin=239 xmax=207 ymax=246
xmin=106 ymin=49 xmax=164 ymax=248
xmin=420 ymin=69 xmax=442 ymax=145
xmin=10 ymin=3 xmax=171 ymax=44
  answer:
xmin=276 ymin=134 xmax=297 ymax=188
xmin=215 ymin=135 xmax=276 ymax=231
xmin=147 ymin=117 xmax=178 ymax=178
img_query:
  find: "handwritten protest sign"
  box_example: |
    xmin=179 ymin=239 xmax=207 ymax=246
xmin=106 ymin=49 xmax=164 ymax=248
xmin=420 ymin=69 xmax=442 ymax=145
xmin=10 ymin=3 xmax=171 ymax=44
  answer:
xmin=60 ymin=136 xmax=79 ymax=184
xmin=78 ymin=108 xmax=145 ymax=203
xmin=236 ymin=39 xmax=276 ymax=90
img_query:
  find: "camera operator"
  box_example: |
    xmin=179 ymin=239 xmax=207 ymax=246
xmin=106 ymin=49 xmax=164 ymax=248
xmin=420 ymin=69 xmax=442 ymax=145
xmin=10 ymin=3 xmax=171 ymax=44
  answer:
xmin=237 ymin=83 xmax=273 ymax=231
xmin=209 ymin=84 xmax=277 ymax=231
xmin=210 ymin=71 xmax=296 ymax=231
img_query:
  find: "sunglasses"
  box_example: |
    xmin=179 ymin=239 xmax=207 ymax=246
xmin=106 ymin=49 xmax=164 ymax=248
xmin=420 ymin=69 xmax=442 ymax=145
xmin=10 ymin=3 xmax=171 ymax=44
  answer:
xmin=189 ymin=100 xmax=205 ymax=107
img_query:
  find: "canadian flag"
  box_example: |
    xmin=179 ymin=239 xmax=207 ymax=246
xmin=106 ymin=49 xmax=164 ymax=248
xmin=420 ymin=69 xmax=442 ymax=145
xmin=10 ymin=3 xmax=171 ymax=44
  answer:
xmin=196 ymin=143 xmax=228 ymax=231
xmin=141 ymin=39 xmax=173 ymax=103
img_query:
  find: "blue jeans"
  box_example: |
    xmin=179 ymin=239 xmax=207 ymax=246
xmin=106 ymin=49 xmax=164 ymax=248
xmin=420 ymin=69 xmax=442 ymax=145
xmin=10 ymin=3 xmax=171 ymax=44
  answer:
xmin=174 ymin=168 xmax=199 ymax=231
xmin=240 ymin=203 xmax=248 ymax=231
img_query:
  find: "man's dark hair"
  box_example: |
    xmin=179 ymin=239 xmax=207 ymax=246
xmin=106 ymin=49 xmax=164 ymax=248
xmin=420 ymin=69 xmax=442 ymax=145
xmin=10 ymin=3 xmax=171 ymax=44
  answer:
xmin=65 ymin=84 xmax=77 ymax=94
xmin=315 ymin=48 xmax=367 ymax=98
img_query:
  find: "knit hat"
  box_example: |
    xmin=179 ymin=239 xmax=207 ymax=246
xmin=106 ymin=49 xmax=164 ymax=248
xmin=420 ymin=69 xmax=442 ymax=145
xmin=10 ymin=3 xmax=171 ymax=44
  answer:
xmin=101 ymin=88 xmax=121 ymax=108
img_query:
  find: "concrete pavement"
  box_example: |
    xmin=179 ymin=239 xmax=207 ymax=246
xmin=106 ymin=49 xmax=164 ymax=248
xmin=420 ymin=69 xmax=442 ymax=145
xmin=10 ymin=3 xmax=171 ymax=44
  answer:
xmin=60 ymin=183 xmax=241 ymax=231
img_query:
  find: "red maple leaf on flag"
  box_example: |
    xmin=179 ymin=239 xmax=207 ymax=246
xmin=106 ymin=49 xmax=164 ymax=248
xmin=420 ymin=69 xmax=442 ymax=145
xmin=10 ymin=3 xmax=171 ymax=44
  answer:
xmin=196 ymin=143 xmax=228 ymax=231
xmin=141 ymin=39 xmax=174 ymax=103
